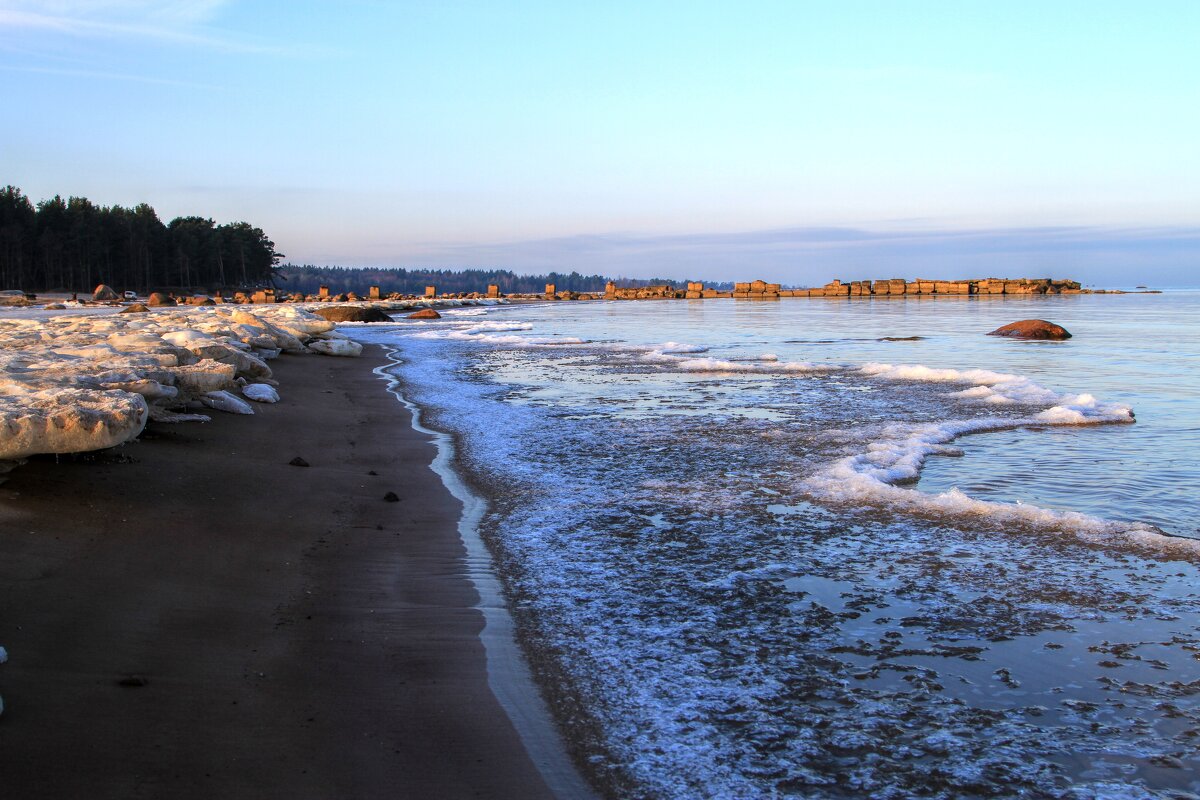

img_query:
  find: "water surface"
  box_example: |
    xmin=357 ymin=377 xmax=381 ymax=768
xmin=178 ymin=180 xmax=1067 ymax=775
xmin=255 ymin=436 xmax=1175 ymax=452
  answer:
xmin=353 ymin=292 xmax=1200 ymax=799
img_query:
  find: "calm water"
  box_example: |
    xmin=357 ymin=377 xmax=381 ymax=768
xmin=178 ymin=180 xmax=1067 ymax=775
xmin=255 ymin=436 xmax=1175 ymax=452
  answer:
xmin=353 ymin=292 xmax=1200 ymax=799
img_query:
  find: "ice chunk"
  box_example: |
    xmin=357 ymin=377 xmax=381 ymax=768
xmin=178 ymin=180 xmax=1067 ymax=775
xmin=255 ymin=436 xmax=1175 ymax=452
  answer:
xmin=0 ymin=387 xmax=148 ymax=459
xmin=243 ymin=383 xmax=280 ymax=403
xmin=307 ymin=338 xmax=363 ymax=357
xmin=200 ymin=390 xmax=254 ymax=415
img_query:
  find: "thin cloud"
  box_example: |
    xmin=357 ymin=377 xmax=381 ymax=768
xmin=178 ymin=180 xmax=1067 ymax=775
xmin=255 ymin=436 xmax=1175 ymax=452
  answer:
xmin=0 ymin=1 xmax=289 ymax=54
xmin=0 ymin=62 xmax=224 ymax=89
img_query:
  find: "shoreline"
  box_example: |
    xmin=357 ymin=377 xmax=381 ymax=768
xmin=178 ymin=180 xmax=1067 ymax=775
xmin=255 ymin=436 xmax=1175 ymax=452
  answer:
xmin=370 ymin=347 xmax=598 ymax=799
xmin=0 ymin=346 xmax=563 ymax=798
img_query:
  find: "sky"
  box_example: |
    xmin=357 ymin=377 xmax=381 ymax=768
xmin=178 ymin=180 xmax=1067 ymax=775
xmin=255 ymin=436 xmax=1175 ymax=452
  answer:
xmin=2 ymin=1 xmax=1198 ymax=285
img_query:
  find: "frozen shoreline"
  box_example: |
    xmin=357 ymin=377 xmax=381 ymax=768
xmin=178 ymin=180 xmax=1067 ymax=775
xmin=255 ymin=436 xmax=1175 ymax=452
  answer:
xmin=0 ymin=344 xmax=563 ymax=797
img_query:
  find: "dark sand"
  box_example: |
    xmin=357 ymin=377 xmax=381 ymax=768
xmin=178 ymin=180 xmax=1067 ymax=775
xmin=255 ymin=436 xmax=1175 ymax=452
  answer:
xmin=0 ymin=347 xmax=556 ymax=799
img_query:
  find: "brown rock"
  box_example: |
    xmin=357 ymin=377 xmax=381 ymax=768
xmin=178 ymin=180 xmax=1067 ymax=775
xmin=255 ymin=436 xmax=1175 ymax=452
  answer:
xmin=408 ymin=308 xmax=441 ymax=319
xmin=92 ymin=284 xmax=119 ymax=301
xmin=987 ymin=319 xmax=1072 ymax=340
xmin=313 ymin=306 xmax=394 ymax=323
xmin=119 ymin=303 xmax=151 ymax=313
xmin=147 ymin=292 xmax=176 ymax=307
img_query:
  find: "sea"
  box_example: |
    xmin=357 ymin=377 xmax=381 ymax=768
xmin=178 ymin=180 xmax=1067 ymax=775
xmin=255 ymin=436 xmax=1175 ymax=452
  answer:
xmin=351 ymin=289 xmax=1200 ymax=799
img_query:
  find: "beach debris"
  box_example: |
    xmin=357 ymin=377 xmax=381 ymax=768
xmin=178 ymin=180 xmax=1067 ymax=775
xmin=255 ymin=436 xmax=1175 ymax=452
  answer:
xmin=383 ymin=491 xmax=400 ymax=502
xmin=987 ymin=319 xmax=1072 ymax=340
xmin=289 ymin=456 xmax=310 ymax=467
xmin=92 ymin=284 xmax=119 ymax=302
xmin=408 ymin=308 xmax=442 ymax=320
xmin=243 ymin=383 xmax=280 ymax=403
xmin=119 ymin=303 xmax=150 ymax=314
xmin=313 ymin=306 xmax=393 ymax=323
xmin=200 ymin=390 xmax=255 ymax=415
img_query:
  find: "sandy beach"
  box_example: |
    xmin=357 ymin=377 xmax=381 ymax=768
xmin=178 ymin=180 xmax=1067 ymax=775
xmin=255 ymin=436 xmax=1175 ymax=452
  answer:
xmin=0 ymin=346 xmax=555 ymax=799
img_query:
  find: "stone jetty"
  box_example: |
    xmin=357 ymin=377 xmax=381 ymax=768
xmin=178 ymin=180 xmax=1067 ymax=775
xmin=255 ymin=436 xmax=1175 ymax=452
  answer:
xmin=602 ymin=277 xmax=1091 ymax=300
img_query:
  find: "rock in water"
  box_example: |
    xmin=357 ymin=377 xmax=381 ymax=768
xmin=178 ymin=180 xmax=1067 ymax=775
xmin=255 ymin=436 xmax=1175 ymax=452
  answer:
xmin=119 ymin=303 xmax=150 ymax=314
xmin=408 ymin=308 xmax=441 ymax=319
xmin=243 ymin=383 xmax=280 ymax=403
xmin=987 ymin=319 xmax=1072 ymax=340
xmin=313 ymin=306 xmax=394 ymax=323
xmin=307 ymin=338 xmax=363 ymax=357
xmin=147 ymin=292 xmax=176 ymax=307
xmin=289 ymin=456 xmax=310 ymax=467
xmin=93 ymin=284 xmax=119 ymax=301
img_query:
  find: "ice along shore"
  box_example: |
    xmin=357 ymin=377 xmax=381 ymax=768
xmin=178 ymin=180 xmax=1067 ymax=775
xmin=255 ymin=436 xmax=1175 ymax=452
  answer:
xmin=0 ymin=302 xmax=581 ymax=798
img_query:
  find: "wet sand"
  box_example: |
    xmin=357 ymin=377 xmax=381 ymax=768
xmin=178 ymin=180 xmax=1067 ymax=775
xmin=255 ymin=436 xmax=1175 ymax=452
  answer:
xmin=0 ymin=347 xmax=556 ymax=799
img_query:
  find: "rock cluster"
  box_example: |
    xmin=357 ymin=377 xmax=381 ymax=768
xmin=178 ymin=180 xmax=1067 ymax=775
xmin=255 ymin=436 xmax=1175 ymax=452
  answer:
xmin=797 ymin=277 xmax=1083 ymax=297
xmin=0 ymin=306 xmax=362 ymax=461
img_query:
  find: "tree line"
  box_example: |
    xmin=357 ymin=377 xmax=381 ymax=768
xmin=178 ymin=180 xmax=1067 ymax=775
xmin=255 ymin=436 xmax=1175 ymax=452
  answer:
xmin=276 ymin=264 xmax=733 ymax=296
xmin=0 ymin=186 xmax=282 ymax=293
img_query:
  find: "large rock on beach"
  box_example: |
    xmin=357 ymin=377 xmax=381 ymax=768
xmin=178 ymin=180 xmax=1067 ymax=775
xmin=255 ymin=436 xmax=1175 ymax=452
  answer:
xmin=987 ymin=319 xmax=1072 ymax=340
xmin=119 ymin=303 xmax=150 ymax=314
xmin=313 ymin=306 xmax=394 ymax=323
xmin=408 ymin=308 xmax=442 ymax=319
xmin=92 ymin=284 xmax=119 ymax=301
xmin=147 ymin=292 xmax=176 ymax=307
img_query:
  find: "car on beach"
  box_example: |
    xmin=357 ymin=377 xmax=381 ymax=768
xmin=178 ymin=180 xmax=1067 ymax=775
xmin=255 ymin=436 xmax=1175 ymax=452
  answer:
xmin=123 ymin=291 xmax=138 ymax=300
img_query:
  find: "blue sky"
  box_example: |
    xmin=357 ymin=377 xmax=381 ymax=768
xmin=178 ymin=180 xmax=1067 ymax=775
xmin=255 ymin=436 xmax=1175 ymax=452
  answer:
xmin=2 ymin=1 xmax=1197 ymax=284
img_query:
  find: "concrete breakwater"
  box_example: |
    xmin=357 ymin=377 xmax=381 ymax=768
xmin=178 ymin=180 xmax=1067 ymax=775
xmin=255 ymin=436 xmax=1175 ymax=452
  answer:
xmin=603 ymin=277 xmax=1093 ymax=300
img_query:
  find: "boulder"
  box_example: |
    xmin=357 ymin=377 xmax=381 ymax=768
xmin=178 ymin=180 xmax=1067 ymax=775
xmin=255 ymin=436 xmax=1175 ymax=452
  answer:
xmin=93 ymin=284 xmax=119 ymax=301
xmin=119 ymin=303 xmax=150 ymax=314
xmin=313 ymin=306 xmax=394 ymax=323
xmin=408 ymin=308 xmax=442 ymax=319
xmin=0 ymin=291 xmax=30 ymax=307
xmin=987 ymin=319 xmax=1072 ymax=340
xmin=147 ymin=292 xmax=176 ymax=307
